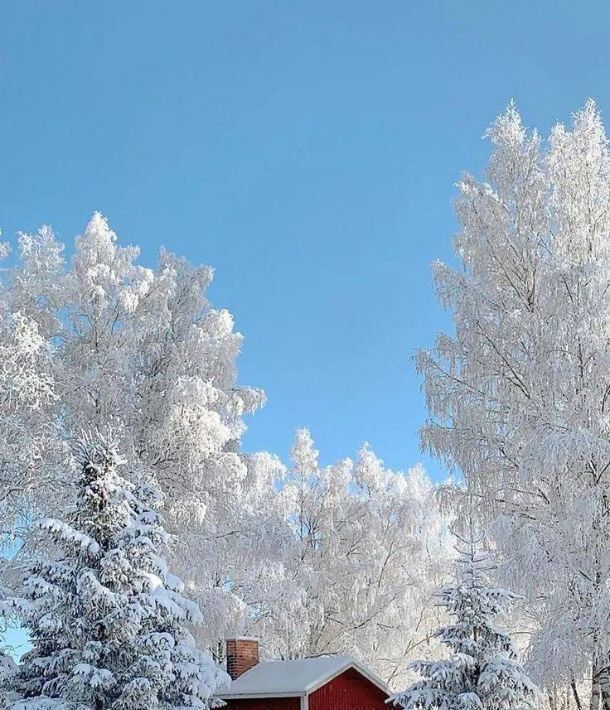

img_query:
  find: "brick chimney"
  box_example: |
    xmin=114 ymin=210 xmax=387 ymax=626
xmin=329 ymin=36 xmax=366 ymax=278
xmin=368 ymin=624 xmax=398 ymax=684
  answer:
xmin=226 ymin=637 xmax=259 ymax=680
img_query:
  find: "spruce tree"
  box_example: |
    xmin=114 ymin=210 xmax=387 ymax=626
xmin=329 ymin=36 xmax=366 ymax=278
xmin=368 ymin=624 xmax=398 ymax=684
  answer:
xmin=5 ymin=435 xmax=226 ymax=709
xmin=390 ymin=534 xmax=538 ymax=710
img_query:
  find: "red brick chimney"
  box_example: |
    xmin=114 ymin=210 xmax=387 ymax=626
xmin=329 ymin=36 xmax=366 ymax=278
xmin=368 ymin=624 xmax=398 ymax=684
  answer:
xmin=226 ymin=637 xmax=259 ymax=680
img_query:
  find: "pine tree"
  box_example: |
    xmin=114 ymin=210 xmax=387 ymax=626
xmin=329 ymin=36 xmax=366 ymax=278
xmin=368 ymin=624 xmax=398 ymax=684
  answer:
xmin=390 ymin=534 xmax=538 ymax=710
xmin=5 ymin=435 xmax=226 ymax=709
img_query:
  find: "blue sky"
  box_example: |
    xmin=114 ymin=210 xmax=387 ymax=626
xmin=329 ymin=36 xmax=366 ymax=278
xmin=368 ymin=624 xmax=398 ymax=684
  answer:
xmin=1 ymin=1 xmax=609 ymax=480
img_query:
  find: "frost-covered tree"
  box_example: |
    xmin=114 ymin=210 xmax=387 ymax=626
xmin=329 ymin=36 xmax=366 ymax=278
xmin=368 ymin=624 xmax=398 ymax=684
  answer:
xmin=0 ymin=211 xmax=455 ymax=679
xmin=4 ymin=435 xmax=226 ymax=709
xmin=0 ymin=310 xmax=59 ymax=516
xmin=244 ymin=429 xmax=452 ymax=686
xmin=0 ymin=214 xmax=275 ymax=651
xmin=417 ymin=101 xmax=610 ymax=704
xmin=0 ymin=300 xmax=63 ymax=659
xmin=390 ymin=534 xmax=538 ymax=710
xmin=0 ymin=305 xmax=62 ymax=587
xmin=0 ymin=652 xmax=17 ymax=706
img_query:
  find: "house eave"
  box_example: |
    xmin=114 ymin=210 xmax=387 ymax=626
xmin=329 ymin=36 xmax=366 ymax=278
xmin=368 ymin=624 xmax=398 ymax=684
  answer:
xmin=219 ymin=691 xmax=306 ymax=699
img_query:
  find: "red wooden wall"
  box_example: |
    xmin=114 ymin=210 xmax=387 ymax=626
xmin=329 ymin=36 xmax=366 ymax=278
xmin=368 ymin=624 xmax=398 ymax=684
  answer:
xmin=222 ymin=698 xmax=300 ymax=710
xmin=309 ymin=668 xmax=389 ymax=710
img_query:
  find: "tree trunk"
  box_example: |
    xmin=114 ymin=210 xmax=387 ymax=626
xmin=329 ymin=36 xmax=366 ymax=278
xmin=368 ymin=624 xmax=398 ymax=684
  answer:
xmin=591 ymin=667 xmax=602 ymax=710
xmin=571 ymin=678 xmax=583 ymax=710
xmin=599 ymin=666 xmax=610 ymax=710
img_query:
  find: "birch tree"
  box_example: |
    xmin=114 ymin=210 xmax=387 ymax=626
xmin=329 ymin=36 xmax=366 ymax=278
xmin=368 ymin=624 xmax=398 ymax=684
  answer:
xmin=417 ymin=101 xmax=610 ymax=705
xmin=0 ymin=214 xmax=275 ymax=653
xmin=248 ymin=429 xmax=452 ymax=686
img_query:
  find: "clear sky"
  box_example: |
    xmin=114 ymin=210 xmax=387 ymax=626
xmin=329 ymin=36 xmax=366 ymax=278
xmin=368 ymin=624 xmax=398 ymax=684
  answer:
xmin=1 ymin=1 xmax=609 ymax=479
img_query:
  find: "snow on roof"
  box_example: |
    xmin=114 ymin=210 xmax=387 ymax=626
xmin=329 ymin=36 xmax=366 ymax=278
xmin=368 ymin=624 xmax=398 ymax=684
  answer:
xmin=218 ymin=655 xmax=388 ymax=699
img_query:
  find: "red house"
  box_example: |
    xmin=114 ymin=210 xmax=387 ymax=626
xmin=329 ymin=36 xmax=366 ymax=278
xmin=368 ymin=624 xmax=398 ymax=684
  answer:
xmin=218 ymin=638 xmax=390 ymax=710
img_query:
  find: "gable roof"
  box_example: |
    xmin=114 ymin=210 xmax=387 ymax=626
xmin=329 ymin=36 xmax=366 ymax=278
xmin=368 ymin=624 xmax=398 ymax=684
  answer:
xmin=218 ymin=655 xmax=389 ymax=699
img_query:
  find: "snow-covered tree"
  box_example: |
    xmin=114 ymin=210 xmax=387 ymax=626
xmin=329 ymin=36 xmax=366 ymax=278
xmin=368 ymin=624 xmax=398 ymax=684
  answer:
xmin=417 ymin=101 xmax=610 ymax=704
xmin=243 ymin=429 xmax=452 ymax=686
xmin=4 ymin=434 xmax=226 ymax=709
xmin=0 ymin=305 xmax=62 ymax=585
xmin=0 ymin=214 xmax=275 ymax=652
xmin=0 ymin=652 xmax=17 ymax=706
xmin=0 ymin=298 xmax=64 ymax=665
xmin=0 ymin=211 xmax=455 ymax=681
xmin=390 ymin=534 xmax=538 ymax=710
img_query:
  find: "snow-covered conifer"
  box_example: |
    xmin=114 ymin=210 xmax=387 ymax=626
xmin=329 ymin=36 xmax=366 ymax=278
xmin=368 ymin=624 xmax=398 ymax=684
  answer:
xmin=6 ymin=434 xmax=226 ymax=709
xmin=390 ymin=534 xmax=537 ymax=710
